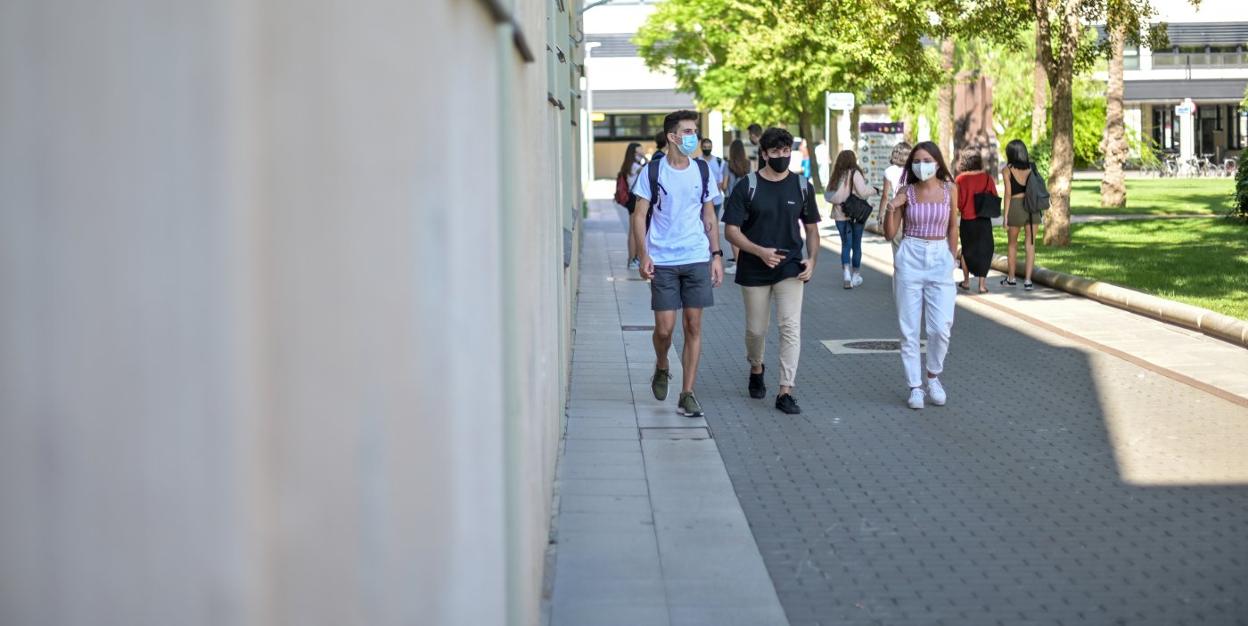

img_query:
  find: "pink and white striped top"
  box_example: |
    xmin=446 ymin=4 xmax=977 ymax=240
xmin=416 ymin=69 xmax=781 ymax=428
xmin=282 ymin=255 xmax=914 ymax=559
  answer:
xmin=904 ymin=183 xmax=952 ymax=239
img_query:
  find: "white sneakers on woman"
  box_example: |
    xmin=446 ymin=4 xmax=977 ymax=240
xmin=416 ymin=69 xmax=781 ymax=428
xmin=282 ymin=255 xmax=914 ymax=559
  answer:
xmin=908 ymin=378 xmax=947 ymax=409
xmin=927 ymin=377 xmax=947 ymax=406
xmin=907 ymin=387 xmax=925 ymax=409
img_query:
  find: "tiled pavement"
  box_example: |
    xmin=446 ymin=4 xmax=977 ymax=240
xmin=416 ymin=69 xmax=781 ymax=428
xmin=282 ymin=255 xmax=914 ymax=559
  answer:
xmin=546 ymin=195 xmax=1248 ymax=626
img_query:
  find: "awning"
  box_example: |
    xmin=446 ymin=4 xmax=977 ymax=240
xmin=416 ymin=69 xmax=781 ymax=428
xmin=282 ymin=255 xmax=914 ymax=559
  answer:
xmin=586 ymin=33 xmax=639 ymax=58
xmin=1123 ymin=78 xmax=1248 ymax=103
xmin=1162 ymin=22 xmax=1248 ymax=46
xmin=593 ymin=88 xmax=697 ymax=112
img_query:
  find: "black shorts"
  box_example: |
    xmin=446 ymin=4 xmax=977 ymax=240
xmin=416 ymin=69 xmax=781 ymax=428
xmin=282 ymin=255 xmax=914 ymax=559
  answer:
xmin=625 ymin=192 xmax=638 ymax=214
xmin=650 ymin=262 xmax=714 ymax=311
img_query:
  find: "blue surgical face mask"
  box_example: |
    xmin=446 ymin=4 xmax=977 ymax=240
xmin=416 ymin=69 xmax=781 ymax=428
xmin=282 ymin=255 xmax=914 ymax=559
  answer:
xmin=678 ymin=134 xmax=700 ymax=156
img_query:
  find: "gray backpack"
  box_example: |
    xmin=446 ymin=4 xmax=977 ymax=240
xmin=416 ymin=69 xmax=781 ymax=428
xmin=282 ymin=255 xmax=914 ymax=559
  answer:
xmin=1022 ymin=169 xmax=1050 ymax=213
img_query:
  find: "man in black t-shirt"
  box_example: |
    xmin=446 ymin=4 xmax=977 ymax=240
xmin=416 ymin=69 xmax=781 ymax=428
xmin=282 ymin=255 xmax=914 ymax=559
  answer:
xmin=722 ymin=127 xmax=821 ymax=415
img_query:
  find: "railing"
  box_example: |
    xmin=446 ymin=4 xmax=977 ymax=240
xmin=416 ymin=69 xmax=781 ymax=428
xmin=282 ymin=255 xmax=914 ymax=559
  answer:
xmin=1151 ymin=51 xmax=1248 ymax=67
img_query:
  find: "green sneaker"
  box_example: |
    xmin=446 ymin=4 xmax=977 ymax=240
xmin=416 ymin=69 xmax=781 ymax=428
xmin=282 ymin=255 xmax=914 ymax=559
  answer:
xmin=651 ymin=367 xmax=671 ymax=401
xmin=677 ymin=392 xmax=704 ymax=417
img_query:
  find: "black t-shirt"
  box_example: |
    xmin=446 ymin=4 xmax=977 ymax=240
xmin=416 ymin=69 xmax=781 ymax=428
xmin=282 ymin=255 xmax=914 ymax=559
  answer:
xmin=722 ymin=173 xmax=821 ymax=286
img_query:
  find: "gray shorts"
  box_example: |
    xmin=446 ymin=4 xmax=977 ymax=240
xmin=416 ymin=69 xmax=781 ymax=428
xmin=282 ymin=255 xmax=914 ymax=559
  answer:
xmin=651 ymin=262 xmax=714 ymax=311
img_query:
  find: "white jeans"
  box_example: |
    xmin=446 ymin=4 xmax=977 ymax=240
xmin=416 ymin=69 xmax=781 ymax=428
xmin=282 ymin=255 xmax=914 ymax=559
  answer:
xmin=893 ymin=237 xmax=956 ymax=388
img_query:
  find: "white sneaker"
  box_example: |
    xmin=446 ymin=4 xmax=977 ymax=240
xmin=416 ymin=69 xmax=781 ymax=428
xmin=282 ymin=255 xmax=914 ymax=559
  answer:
xmin=907 ymin=387 xmax=925 ymax=410
xmin=927 ymin=377 xmax=947 ymax=406
xmin=627 ymin=258 xmax=640 ymax=270
xmin=725 ymin=263 xmax=737 ymax=275
xmin=851 ymin=273 xmax=863 ymax=287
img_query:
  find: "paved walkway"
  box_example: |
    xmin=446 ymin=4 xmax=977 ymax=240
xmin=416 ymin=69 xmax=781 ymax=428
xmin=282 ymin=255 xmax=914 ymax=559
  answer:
xmin=546 ymin=192 xmax=1248 ymax=626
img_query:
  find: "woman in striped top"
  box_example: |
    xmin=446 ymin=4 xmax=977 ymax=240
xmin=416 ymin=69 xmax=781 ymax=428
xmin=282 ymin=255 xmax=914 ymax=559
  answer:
xmin=883 ymin=142 xmax=960 ymax=410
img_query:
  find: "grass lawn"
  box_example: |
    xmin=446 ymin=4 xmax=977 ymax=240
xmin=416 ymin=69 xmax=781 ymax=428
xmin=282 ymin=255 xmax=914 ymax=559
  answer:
xmin=1068 ymin=178 xmax=1235 ymax=216
xmin=994 ymin=218 xmax=1248 ymax=320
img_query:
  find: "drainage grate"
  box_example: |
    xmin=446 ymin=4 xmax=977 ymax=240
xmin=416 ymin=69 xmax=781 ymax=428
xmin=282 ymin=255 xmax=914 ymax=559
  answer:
xmin=822 ymin=338 xmax=925 ymax=355
xmin=621 ymin=325 xmax=655 ymax=331
xmin=845 ymin=340 xmax=902 ymax=351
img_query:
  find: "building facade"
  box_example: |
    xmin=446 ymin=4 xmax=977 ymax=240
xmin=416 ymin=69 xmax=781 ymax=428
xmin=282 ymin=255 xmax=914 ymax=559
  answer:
xmin=1 ymin=1 xmax=585 ymax=625
xmin=1117 ymin=0 xmax=1248 ymax=163
xmin=583 ymin=1 xmax=724 ymax=180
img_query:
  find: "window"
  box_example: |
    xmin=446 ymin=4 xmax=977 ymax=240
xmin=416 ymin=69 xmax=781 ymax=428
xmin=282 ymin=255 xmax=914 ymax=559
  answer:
xmin=1231 ymin=107 xmax=1248 ymax=151
xmin=1124 ymin=44 xmax=1139 ymax=70
xmin=1152 ymin=107 xmax=1176 ymax=151
xmin=592 ymin=113 xmax=695 ymax=141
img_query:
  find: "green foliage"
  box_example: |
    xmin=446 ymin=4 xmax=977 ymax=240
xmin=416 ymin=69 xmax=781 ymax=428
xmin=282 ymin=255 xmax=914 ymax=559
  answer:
xmin=1234 ymin=149 xmax=1248 ymax=220
xmin=634 ymin=0 xmax=1018 ymax=131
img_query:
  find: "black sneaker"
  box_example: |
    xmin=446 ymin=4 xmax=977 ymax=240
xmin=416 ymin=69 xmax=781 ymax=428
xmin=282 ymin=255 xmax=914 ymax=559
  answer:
xmin=775 ymin=393 xmax=801 ymax=415
xmin=748 ymin=365 xmax=766 ymax=399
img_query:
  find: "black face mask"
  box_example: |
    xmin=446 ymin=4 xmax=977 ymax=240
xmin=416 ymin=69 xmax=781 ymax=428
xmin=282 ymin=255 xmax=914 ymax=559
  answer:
xmin=701 ymin=148 xmax=712 ymax=157
xmin=767 ymin=156 xmax=791 ymax=173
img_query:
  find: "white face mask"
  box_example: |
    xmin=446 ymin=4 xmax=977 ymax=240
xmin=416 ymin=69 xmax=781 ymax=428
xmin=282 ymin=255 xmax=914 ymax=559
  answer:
xmin=911 ymin=161 xmax=937 ymax=182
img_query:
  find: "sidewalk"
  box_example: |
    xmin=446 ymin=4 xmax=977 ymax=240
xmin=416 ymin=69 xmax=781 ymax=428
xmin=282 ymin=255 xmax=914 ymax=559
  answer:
xmin=546 ymin=189 xmax=1248 ymax=625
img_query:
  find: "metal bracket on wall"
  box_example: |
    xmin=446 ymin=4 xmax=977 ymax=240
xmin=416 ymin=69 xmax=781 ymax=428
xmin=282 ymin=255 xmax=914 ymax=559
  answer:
xmin=475 ymin=0 xmax=535 ymax=62
xmin=547 ymin=93 xmax=566 ymax=110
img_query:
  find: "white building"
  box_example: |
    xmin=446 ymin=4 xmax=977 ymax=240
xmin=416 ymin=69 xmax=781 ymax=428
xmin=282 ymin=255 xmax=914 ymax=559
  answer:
xmin=1116 ymin=0 xmax=1248 ymax=162
xmin=583 ymin=1 xmax=724 ymax=180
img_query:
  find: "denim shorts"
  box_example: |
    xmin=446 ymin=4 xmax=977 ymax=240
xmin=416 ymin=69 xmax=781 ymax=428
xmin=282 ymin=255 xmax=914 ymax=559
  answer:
xmin=651 ymin=262 xmax=714 ymax=311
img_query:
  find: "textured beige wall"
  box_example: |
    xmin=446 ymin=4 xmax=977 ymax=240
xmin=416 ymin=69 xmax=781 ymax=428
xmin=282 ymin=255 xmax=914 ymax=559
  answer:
xmin=0 ymin=0 xmax=576 ymax=625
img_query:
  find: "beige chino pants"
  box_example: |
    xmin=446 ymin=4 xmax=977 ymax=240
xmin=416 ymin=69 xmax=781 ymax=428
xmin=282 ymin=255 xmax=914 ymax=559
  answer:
xmin=742 ymin=277 xmax=805 ymax=388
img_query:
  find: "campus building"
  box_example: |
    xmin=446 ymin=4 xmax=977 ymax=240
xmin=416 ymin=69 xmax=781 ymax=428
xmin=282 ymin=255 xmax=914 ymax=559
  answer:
xmin=1117 ymin=0 xmax=1248 ymax=163
xmin=1 ymin=1 xmax=585 ymax=625
xmin=583 ymin=0 xmax=724 ymax=180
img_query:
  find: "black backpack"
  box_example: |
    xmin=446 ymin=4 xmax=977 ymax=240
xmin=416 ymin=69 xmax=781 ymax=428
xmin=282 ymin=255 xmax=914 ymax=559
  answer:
xmin=745 ymin=171 xmax=808 ymax=208
xmin=1023 ymin=169 xmax=1050 ymax=213
xmin=647 ymin=157 xmax=711 ymax=214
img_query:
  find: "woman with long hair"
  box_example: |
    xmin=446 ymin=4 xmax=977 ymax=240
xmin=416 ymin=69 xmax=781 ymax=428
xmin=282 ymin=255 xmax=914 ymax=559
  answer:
xmin=883 ymin=141 xmax=959 ymax=410
xmin=824 ymin=149 xmax=878 ymax=289
xmin=618 ymin=142 xmax=647 ymax=268
xmin=723 ymin=139 xmax=752 ymax=275
xmin=954 ymin=148 xmax=997 ymax=294
xmin=1001 ymin=139 xmax=1037 ymax=290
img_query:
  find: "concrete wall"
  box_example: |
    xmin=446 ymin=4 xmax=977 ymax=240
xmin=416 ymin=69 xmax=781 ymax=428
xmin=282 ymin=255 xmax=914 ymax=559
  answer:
xmin=0 ymin=1 xmax=578 ymax=625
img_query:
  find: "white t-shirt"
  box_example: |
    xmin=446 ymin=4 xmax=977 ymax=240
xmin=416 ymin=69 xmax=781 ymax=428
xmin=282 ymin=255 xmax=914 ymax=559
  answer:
xmin=698 ymin=156 xmax=728 ymax=202
xmin=884 ymin=164 xmax=905 ymax=198
xmin=633 ymin=158 xmax=723 ymax=266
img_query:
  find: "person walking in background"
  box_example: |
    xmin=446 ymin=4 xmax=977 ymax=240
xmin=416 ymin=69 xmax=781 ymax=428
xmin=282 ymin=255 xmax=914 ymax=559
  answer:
xmin=954 ymin=148 xmax=997 ymax=294
xmin=745 ymin=124 xmax=764 ymax=171
xmin=878 ymin=141 xmax=912 ymax=256
xmin=1001 ymin=139 xmax=1037 ymax=290
xmin=698 ymin=137 xmax=729 ymax=218
xmin=883 ymin=141 xmax=959 ymax=410
xmin=722 ymin=127 xmax=820 ymax=415
xmin=618 ymin=142 xmax=647 ymax=270
xmin=631 ymin=110 xmax=724 ymax=418
xmin=723 ymin=139 xmax=752 ymax=275
xmin=824 ymin=149 xmax=878 ymax=289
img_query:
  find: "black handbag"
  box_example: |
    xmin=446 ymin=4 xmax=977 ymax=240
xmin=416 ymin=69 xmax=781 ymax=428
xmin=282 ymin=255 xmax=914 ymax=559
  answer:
xmin=842 ymin=192 xmax=873 ymax=223
xmin=973 ymin=192 xmax=1001 ymax=219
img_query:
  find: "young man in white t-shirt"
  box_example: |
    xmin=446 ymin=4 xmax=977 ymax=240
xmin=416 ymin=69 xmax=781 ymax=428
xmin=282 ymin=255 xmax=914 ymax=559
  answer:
xmin=632 ymin=110 xmax=724 ymax=418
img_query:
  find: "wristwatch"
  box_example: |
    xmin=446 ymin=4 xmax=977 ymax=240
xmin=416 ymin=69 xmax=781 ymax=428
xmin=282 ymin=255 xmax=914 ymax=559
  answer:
xmin=711 ymin=250 xmax=724 ymax=257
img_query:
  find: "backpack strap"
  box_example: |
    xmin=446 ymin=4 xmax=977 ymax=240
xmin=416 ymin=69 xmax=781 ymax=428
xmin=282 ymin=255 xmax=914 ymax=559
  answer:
xmin=747 ymin=172 xmax=758 ymax=203
xmin=695 ymin=158 xmax=710 ymax=204
xmin=797 ymin=174 xmax=807 ymax=206
xmin=647 ymin=158 xmax=663 ymax=211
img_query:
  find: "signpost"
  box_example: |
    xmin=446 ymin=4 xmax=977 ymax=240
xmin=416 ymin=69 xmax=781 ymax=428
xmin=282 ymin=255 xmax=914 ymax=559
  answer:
xmin=825 ymin=91 xmax=856 ymax=153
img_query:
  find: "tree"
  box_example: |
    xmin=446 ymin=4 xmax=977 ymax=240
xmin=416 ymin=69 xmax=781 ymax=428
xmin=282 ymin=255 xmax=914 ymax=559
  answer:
xmin=1032 ymin=27 xmax=1048 ymax=146
xmin=1100 ymin=7 xmax=1171 ymax=209
xmin=636 ymin=0 xmax=1007 ymax=191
